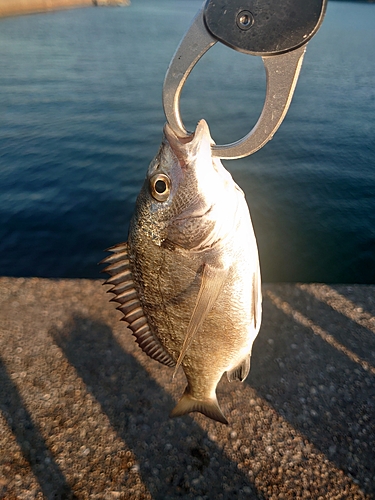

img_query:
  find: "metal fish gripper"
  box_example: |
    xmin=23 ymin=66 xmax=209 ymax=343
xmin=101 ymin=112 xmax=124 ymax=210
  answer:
xmin=163 ymin=0 xmax=327 ymax=160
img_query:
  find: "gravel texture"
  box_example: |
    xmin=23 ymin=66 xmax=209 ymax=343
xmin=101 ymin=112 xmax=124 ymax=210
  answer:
xmin=0 ymin=277 xmax=374 ymax=499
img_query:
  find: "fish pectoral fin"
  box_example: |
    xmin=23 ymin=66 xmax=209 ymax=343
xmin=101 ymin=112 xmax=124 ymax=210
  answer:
xmin=173 ymin=263 xmax=227 ymax=377
xmin=170 ymin=387 xmax=228 ymax=425
xmin=227 ymin=355 xmax=251 ymax=383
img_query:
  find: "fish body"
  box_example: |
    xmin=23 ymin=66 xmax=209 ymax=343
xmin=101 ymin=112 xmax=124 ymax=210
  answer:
xmin=104 ymin=120 xmax=261 ymax=424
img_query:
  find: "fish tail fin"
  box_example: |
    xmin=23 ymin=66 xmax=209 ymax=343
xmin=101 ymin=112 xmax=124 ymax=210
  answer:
xmin=170 ymin=387 xmax=228 ymax=425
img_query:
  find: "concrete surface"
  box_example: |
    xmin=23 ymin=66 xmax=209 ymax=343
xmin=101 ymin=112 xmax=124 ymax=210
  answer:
xmin=0 ymin=277 xmax=374 ymax=499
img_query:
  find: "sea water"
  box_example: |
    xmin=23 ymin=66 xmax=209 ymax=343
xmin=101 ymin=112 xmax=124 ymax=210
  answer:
xmin=0 ymin=0 xmax=374 ymax=282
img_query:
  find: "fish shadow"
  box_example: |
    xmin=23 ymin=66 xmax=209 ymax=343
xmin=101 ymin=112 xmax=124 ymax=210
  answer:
xmin=0 ymin=357 xmax=78 ymax=500
xmin=51 ymin=314 xmax=263 ymax=500
xmin=248 ymin=284 xmax=375 ymax=496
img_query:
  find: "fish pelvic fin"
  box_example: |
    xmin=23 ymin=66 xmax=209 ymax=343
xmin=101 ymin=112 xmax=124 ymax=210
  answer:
xmin=173 ymin=263 xmax=227 ymax=377
xmin=226 ymin=355 xmax=251 ymax=383
xmin=102 ymin=242 xmax=175 ymax=368
xmin=170 ymin=387 xmax=228 ymax=425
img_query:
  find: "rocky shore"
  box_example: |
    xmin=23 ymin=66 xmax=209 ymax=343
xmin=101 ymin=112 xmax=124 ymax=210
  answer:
xmin=0 ymin=277 xmax=374 ymax=498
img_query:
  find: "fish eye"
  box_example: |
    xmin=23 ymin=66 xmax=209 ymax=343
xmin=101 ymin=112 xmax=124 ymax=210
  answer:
xmin=149 ymin=173 xmax=171 ymax=202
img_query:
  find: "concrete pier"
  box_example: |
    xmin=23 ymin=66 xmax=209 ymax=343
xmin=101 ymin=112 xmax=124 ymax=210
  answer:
xmin=0 ymin=277 xmax=374 ymax=498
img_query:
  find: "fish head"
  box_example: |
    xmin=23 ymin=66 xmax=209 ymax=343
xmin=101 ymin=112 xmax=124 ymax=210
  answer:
xmin=132 ymin=119 xmax=244 ymax=256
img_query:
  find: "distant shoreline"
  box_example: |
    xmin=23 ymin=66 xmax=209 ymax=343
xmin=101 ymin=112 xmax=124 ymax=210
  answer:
xmin=0 ymin=0 xmax=372 ymax=19
xmin=0 ymin=0 xmax=130 ymax=19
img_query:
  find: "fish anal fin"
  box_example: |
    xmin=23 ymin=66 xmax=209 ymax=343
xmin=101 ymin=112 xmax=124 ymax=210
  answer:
xmin=227 ymin=355 xmax=251 ymax=383
xmin=170 ymin=387 xmax=228 ymax=425
xmin=173 ymin=263 xmax=227 ymax=377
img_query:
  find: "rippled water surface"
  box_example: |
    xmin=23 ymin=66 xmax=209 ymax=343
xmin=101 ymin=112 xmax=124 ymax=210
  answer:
xmin=0 ymin=0 xmax=374 ymax=282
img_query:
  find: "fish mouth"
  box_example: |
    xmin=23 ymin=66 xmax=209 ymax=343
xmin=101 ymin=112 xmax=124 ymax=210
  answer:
xmin=164 ymin=122 xmax=194 ymax=145
xmin=163 ymin=119 xmax=214 ymax=154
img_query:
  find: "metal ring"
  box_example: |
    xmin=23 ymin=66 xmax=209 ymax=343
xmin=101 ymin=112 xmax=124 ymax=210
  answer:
xmin=162 ymin=7 xmax=306 ymax=160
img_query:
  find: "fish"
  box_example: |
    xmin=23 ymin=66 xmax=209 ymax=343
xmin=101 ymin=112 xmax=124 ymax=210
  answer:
xmin=102 ymin=119 xmax=262 ymax=424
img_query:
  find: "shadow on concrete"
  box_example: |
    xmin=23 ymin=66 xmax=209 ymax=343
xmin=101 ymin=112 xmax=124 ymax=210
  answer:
xmin=0 ymin=357 xmax=78 ymax=500
xmin=249 ymin=286 xmax=375 ymax=496
xmin=51 ymin=315 xmax=263 ymax=500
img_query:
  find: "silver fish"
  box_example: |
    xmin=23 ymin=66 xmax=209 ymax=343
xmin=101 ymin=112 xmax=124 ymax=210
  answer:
xmin=103 ymin=119 xmax=262 ymax=424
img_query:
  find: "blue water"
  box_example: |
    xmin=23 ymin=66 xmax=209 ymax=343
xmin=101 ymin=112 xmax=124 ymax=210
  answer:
xmin=0 ymin=0 xmax=374 ymax=282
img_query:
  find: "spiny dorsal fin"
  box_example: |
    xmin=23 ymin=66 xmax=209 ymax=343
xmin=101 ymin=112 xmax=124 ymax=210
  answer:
xmin=102 ymin=242 xmax=175 ymax=368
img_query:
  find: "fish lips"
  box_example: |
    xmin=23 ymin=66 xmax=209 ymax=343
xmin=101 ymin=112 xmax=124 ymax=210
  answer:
xmin=163 ymin=119 xmax=214 ymax=169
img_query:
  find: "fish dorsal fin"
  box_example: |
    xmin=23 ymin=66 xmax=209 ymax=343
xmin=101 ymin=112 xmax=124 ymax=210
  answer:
xmin=173 ymin=263 xmax=227 ymax=377
xmin=102 ymin=242 xmax=175 ymax=368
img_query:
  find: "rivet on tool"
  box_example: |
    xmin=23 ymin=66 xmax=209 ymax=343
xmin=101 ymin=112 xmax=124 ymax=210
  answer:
xmin=236 ymin=10 xmax=254 ymax=31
